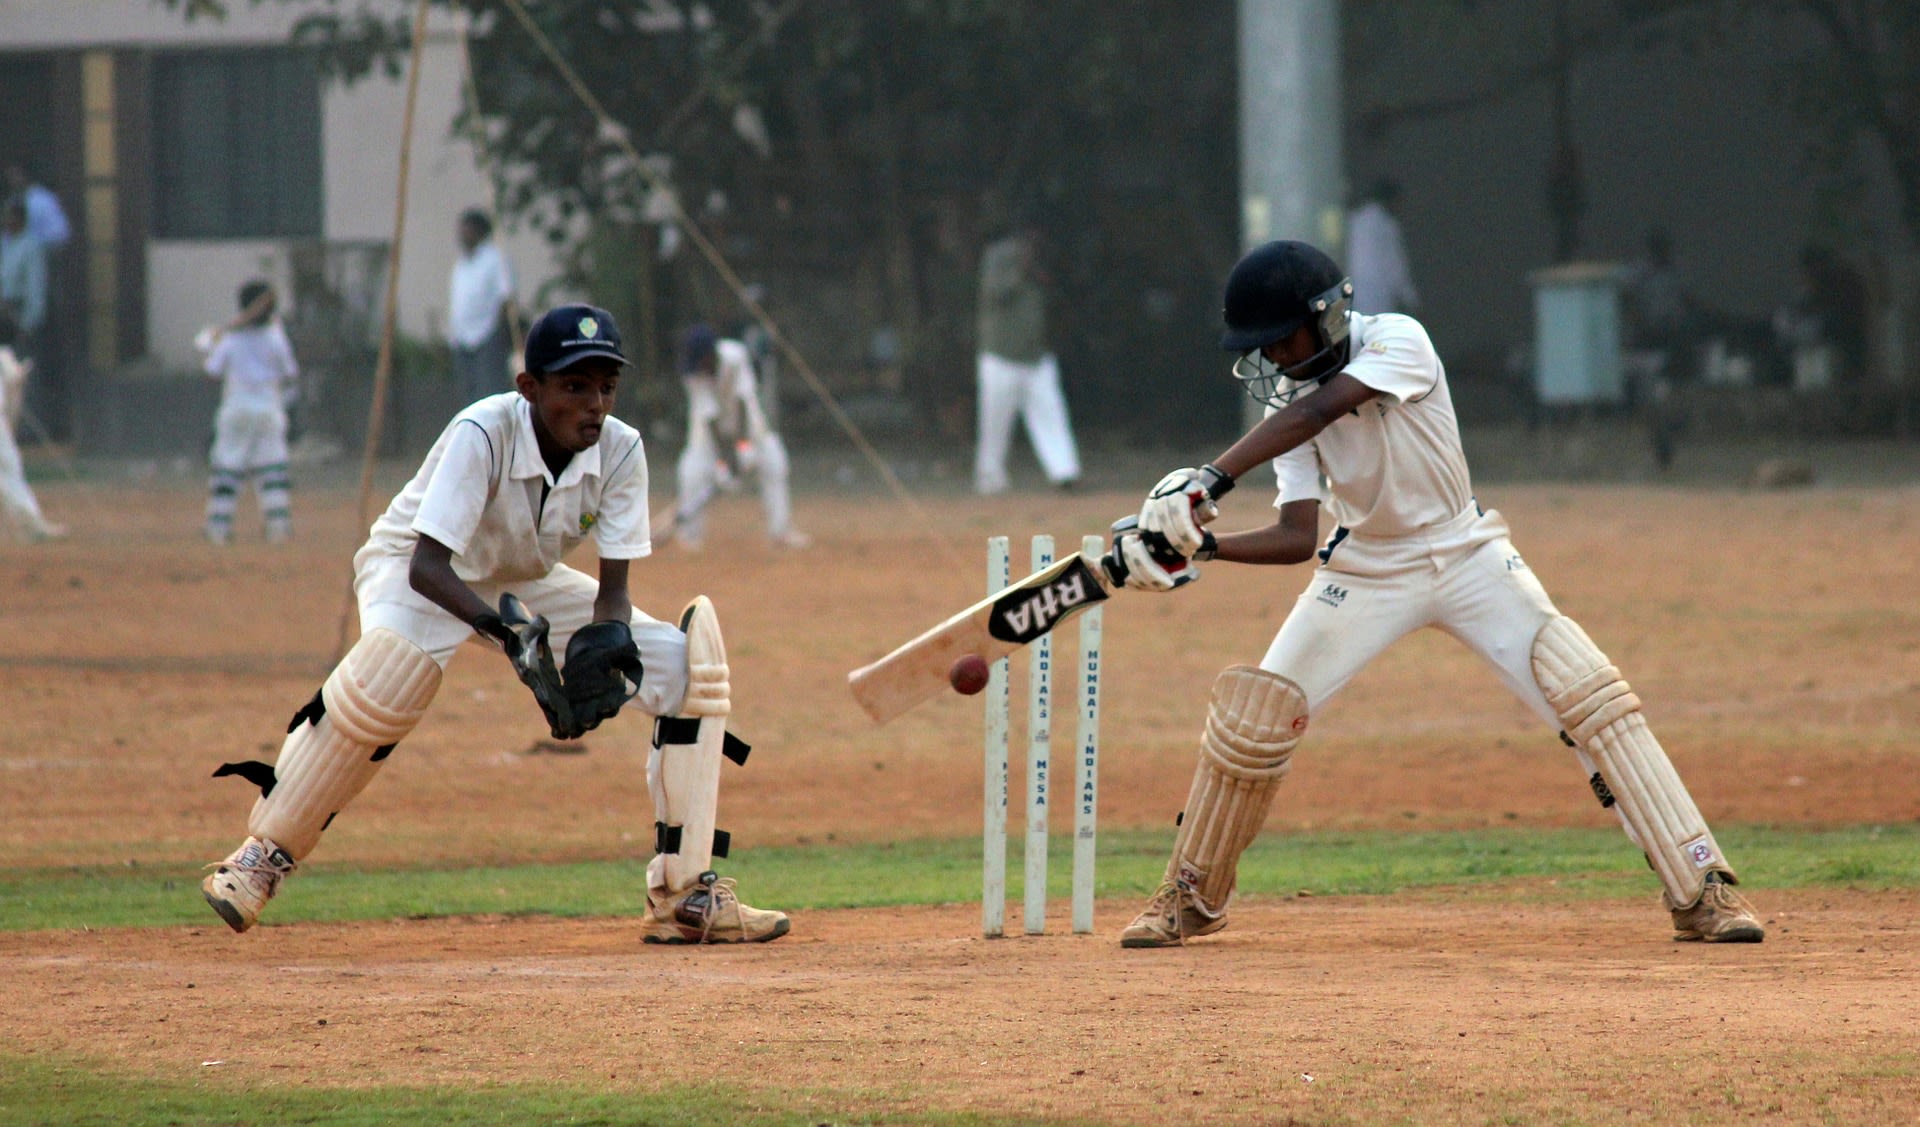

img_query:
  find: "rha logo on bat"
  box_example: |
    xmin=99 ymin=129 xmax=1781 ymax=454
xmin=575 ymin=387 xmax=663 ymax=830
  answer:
xmin=988 ymin=557 xmax=1109 ymax=644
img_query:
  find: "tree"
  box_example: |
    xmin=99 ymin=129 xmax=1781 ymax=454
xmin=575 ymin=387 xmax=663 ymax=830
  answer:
xmin=165 ymin=0 xmax=1245 ymax=439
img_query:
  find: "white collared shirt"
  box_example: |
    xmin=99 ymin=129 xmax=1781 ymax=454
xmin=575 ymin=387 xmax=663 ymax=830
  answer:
xmin=682 ymin=338 xmax=771 ymax=441
xmin=362 ymin=392 xmax=649 ymax=583
xmin=447 ymin=241 xmax=515 ymax=349
xmin=204 ymin=322 xmax=298 ymax=412
xmin=1269 ymin=312 xmax=1473 ymax=540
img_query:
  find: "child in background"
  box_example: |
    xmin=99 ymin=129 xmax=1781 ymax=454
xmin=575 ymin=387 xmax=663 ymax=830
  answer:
xmin=0 ymin=311 xmax=64 ymax=541
xmin=199 ymin=279 xmax=298 ymax=544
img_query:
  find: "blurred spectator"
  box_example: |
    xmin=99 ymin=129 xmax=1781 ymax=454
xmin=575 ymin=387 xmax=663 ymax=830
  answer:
xmin=974 ymin=221 xmax=1080 ymax=494
xmin=447 ymin=208 xmax=517 ymax=404
xmin=0 ymin=200 xmax=46 ymax=353
xmin=1622 ymin=227 xmax=1692 ymax=376
xmin=1773 ymin=244 xmax=1868 ymax=390
xmin=1621 ymin=227 xmax=1692 ymax=470
xmin=3 ymin=163 xmax=70 ymax=251
xmin=1346 ymin=178 xmax=1420 ymax=315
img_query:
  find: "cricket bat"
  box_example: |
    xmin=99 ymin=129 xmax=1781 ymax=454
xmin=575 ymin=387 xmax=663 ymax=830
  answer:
xmin=847 ymin=548 xmax=1122 ymax=725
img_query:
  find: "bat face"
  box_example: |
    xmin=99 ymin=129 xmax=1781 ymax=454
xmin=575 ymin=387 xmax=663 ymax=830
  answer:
xmin=848 ymin=551 xmax=1114 ymax=725
xmin=986 ymin=553 xmax=1110 ymax=644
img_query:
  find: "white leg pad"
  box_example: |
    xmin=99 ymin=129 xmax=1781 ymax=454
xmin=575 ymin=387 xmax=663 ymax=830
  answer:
xmin=249 ymin=628 xmax=442 ymax=859
xmin=647 ymin=596 xmax=738 ymax=894
xmin=1167 ymin=666 xmax=1307 ymax=912
xmin=1531 ymin=615 xmax=1733 ymax=905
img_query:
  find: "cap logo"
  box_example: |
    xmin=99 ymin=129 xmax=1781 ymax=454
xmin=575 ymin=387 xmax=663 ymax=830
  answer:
xmin=578 ymin=316 xmax=599 ymax=339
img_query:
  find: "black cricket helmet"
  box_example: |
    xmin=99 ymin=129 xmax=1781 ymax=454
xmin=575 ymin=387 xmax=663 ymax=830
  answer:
xmin=1221 ymin=240 xmax=1354 ymax=407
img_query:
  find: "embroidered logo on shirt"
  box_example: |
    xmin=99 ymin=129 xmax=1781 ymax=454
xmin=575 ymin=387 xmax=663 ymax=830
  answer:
xmin=579 ymin=512 xmax=598 ymax=533
xmin=1315 ymin=583 xmax=1348 ymax=608
xmin=578 ymin=316 xmax=600 ymax=339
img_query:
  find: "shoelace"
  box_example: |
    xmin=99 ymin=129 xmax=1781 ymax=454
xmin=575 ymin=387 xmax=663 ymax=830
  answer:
xmin=201 ymin=855 xmax=292 ymax=893
xmin=1144 ymin=880 xmax=1188 ymax=945
xmin=694 ymin=876 xmax=740 ymax=942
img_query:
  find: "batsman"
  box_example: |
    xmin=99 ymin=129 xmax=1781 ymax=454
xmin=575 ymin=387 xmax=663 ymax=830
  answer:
xmin=201 ymin=304 xmax=787 ymax=944
xmin=1109 ymin=241 xmax=1763 ymax=947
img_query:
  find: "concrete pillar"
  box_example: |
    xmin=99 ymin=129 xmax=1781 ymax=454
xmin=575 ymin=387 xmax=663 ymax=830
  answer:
xmin=1238 ymin=0 xmax=1344 ymax=425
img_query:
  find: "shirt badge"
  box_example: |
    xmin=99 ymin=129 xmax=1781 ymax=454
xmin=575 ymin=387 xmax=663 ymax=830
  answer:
xmin=578 ymin=316 xmax=599 ymax=339
xmin=579 ymin=512 xmax=598 ymax=533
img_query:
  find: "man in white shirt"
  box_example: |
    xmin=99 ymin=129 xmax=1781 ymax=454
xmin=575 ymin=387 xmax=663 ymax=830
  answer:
xmin=447 ymin=209 xmax=516 ymax=405
xmin=201 ymin=304 xmax=789 ymax=945
xmin=1108 ymin=241 xmax=1762 ymax=948
xmin=1345 ymin=178 xmax=1419 ymax=316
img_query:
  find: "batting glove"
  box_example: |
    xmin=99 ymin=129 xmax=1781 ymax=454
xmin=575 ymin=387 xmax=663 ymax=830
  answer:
xmin=1138 ymin=463 xmax=1234 ymax=557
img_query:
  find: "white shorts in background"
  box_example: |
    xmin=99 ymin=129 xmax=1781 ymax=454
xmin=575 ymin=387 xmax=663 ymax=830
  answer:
xmin=210 ymin=405 xmax=289 ymax=472
xmin=352 ymin=553 xmax=690 ymax=718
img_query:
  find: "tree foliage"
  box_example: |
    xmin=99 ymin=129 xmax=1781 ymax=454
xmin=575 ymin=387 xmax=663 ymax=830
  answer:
xmin=162 ymin=0 xmax=1244 ymax=437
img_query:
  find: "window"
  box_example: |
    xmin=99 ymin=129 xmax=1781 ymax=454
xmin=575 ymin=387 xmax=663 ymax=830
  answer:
xmin=151 ymin=48 xmax=322 ymax=238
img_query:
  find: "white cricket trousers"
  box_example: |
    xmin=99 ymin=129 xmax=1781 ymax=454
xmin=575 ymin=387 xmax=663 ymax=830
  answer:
xmin=1262 ymin=528 xmax=1562 ymax=727
xmin=0 ymin=419 xmax=54 ymax=536
xmin=674 ymin=427 xmax=795 ymax=543
xmin=1261 ymin=511 xmax=1689 ymax=862
xmin=974 ymin=351 xmax=1080 ymax=493
xmin=352 ymin=552 xmax=690 ymax=718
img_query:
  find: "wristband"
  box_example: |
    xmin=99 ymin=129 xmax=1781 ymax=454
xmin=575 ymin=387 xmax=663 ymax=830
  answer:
xmin=1198 ymin=463 xmax=1236 ymax=500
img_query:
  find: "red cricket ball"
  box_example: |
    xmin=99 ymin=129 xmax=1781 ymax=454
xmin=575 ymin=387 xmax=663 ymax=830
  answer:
xmin=949 ymin=653 xmax=990 ymax=695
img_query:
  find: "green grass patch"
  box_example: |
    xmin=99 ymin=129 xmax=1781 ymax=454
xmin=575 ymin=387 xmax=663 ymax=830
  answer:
xmin=0 ymin=1055 xmax=1061 ymax=1127
xmin=4 ymin=824 xmax=1916 ymax=932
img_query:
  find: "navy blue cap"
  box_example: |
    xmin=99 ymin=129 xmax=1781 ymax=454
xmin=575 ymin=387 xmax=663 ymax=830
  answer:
xmin=524 ymin=304 xmax=627 ymax=373
xmin=677 ymin=323 xmax=718 ymax=375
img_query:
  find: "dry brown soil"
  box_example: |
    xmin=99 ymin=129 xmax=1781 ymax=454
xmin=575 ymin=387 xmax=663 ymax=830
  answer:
xmin=2 ymin=474 xmax=1918 ymax=1123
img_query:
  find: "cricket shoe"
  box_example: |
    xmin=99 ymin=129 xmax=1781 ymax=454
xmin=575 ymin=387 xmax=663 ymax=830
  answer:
xmin=642 ymin=871 xmax=790 ymax=945
xmin=201 ymin=836 xmax=295 ymax=933
xmin=1118 ymin=879 xmax=1228 ymax=948
xmin=1667 ymin=872 xmax=1764 ymax=942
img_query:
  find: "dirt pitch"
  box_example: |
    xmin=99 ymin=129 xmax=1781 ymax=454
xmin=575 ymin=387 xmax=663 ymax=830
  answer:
xmin=3 ymin=469 xmax=1918 ymax=1124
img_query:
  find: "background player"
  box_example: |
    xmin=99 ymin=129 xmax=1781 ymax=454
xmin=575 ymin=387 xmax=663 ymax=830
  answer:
xmin=669 ymin=323 xmax=809 ymax=551
xmin=1108 ymin=240 xmax=1763 ymax=948
xmin=196 ymin=279 xmax=297 ymax=544
xmin=0 ymin=310 xmax=63 ymax=541
xmin=201 ymin=304 xmax=788 ymax=945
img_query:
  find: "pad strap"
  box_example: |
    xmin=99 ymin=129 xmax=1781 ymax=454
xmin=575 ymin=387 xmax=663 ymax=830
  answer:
xmin=245 ymin=629 xmax=442 ymax=860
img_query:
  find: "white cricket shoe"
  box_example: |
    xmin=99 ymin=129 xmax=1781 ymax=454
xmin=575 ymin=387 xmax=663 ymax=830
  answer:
xmin=201 ymin=836 xmax=295 ymax=933
xmin=642 ymin=871 xmax=789 ymax=944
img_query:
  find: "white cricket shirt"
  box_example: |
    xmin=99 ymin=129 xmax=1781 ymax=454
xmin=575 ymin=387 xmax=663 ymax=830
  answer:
xmin=1269 ymin=312 xmax=1476 ymax=545
xmin=683 ymin=338 xmax=771 ymax=441
xmin=447 ymin=241 xmax=515 ymax=349
xmin=204 ymin=323 xmax=299 ymax=413
xmin=359 ymin=392 xmax=649 ymax=584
